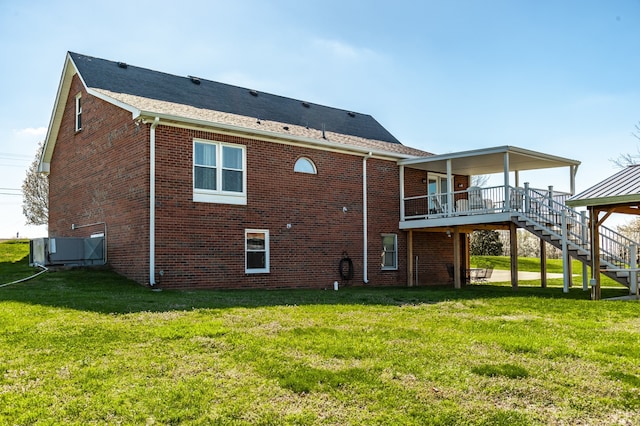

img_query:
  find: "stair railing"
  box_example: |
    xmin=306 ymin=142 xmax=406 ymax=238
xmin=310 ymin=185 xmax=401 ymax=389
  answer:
xmin=519 ymin=185 xmax=634 ymax=270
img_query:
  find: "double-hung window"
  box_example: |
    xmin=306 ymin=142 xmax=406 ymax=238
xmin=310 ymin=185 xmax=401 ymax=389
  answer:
xmin=245 ymin=230 xmax=269 ymax=273
xmin=75 ymin=94 xmax=82 ymax=131
xmin=193 ymin=140 xmax=246 ymax=204
xmin=381 ymin=234 xmax=398 ymax=270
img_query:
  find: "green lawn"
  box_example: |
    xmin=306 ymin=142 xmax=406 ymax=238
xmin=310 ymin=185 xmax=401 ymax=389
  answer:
xmin=0 ymin=241 xmax=638 ymax=425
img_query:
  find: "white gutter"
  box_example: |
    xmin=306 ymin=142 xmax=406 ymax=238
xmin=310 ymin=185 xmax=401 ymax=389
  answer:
xmin=149 ymin=117 xmax=160 ymax=286
xmin=363 ymin=152 xmax=372 ymax=284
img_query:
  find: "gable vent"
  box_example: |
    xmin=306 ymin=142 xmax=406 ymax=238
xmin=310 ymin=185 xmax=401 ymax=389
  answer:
xmin=188 ymin=76 xmax=201 ymax=85
xmin=117 ymin=62 xmax=128 ymax=69
xmin=249 ymin=90 xmax=258 ymax=97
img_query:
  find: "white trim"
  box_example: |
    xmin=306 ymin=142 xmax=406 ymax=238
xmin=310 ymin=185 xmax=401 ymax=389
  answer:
xmin=245 ymin=229 xmax=270 ymax=274
xmin=381 ymin=233 xmax=398 ymax=270
xmin=193 ymin=191 xmax=247 ymax=205
xmin=138 ymin=112 xmax=415 ymax=161
xmin=74 ymin=93 xmax=82 ymax=131
xmin=87 ymin=88 xmax=141 ymax=117
xmin=294 ymin=157 xmax=317 ymax=174
xmin=193 ymin=139 xmax=247 ymax=205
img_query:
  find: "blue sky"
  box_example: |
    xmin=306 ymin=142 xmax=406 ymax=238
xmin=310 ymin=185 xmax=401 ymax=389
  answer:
xmin=1 ymin=0 xmax=639 ymax=238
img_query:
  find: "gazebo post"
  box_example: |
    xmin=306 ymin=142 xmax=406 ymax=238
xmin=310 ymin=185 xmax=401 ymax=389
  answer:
xmin=590 ymin=206 xmax=601 ymax=300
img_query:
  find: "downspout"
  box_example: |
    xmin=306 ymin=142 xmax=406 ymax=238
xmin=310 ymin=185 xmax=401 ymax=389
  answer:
xmin=363 ymin=152 xmax=372 ymax=284
xmin=149 ymin=117 xmax=160 ymax=286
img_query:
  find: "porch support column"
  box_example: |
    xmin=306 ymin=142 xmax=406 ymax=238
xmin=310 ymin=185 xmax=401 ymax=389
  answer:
xmin=570 ymin=165 xmax=577 ymax=195
xmin=399 ymin=165 xmax=405 ymax=221
xmin=446 ymin=159 xmax=453 ymax=216
xmin=540 ymin=238 xmax=547 ymax=288
xmin=453 ymin=227 xmax=462 ymax=289
xmin=503 ymin=152 xmax=511 ymax=209
xmin=509 ymin=221 xmax=518 ymax=290
xmin=407 ymin=230 xmax=414 ymax=287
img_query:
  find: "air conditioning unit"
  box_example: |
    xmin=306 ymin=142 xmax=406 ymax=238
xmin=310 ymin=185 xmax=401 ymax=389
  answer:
xmin=29 ymin=236 xmax=105 ymax=267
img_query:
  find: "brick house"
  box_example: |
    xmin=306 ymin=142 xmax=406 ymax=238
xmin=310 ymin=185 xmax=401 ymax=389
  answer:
xmin=40 ymin=52 xmax=468 ymax=289
xmin=44 ymin=52 xmax=583 ymax=290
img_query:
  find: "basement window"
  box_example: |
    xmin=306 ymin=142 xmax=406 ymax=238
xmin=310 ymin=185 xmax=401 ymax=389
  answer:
xmin=75 ymin=93 xmax=82 ymax=131
xmin=294 ymin=157 xmax=317 ymax=174
xmin=246 ymin=229 xmax=270 ymax=274
xmin=381 ymin=234 xmax=398 ymax=270
xmin=193 ymin=139 xmax=246 ymax=205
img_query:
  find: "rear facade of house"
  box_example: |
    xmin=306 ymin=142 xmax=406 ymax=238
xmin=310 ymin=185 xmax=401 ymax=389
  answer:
xmin=41 ymin=52 xmax=460 ymax=289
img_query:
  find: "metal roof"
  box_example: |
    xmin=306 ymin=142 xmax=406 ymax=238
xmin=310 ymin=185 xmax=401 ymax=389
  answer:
xmin=566 ymin=164 xmax=640 ymax=208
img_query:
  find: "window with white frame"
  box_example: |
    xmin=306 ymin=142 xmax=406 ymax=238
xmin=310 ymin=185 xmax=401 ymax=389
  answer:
xmin=294 ymin=157 xmax=317 ymax=174
xmin=193 ymin=139 xmax=246 ymax=204
xmin=75 ymin=94 xmax=82 ymax=131
xmin=381 ymin=234 xmax=398 ymax=270
xmin=245 ymin=229 xmax=269 ymax=273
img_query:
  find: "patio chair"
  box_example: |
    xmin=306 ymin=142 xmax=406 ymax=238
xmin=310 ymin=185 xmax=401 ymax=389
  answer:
xmin=468 ymin=186 xmax=484 ymax=210
xmin=446 ymin=263 xmax=470 ymax=284
xmin=483 ymin=267 xmax=494 ymax=282
xmin=509 ymin=188 xmax=523 ymax=211
xmin=472 ymin=268 xmax=486 ymax=283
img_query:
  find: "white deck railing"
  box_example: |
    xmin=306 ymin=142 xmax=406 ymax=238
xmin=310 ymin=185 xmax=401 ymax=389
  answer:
xmin=402 ymin=184 xmax=636 ymax=277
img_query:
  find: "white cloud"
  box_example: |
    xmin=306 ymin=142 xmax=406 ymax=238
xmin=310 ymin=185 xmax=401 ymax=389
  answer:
xmin=311 ymin=38 xmax=380 ymax=61
xmin=14 ymin=127 xmax=47 ymax=137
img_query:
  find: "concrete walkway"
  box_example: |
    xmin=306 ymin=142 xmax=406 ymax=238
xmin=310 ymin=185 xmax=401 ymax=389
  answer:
xmin=486 ymin=269 xmax=565 ymax=282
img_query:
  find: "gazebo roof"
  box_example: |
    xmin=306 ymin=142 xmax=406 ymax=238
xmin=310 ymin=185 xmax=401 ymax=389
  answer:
xmin=566 ymin=164 xmax=640 ymax=213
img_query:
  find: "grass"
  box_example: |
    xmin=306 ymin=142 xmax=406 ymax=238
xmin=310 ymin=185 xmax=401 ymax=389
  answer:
xmin=0 ymin=241 xmax=638 ymax=425
xmin=471 ymin=255 xmax=623 ymax=287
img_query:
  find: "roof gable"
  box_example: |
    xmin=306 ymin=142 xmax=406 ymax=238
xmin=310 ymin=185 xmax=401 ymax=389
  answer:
xmin=68 ymin=52 xmax=401 ymax=144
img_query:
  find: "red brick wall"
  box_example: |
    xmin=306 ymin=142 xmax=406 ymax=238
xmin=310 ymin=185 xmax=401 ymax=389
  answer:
xmin=153 ymin=127 xmax=408 ymax=289
xmin=48 ymin=75 xmax=150 ymax=283
xmin=48 ymin=77 xmax=467 ymax=289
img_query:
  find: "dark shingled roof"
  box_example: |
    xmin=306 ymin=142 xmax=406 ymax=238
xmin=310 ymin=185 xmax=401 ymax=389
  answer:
xmin=69 ymin=52 xmax=401 ymax=144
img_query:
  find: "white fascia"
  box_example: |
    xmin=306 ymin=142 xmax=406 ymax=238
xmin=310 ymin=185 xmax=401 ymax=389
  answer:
xmin=135 ymin=111 xmax=416 ymax=161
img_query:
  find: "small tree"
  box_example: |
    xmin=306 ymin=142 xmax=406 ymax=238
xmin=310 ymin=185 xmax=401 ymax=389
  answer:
xmin=470 ymin=230 xmax=503 ymax=256
xmin=22 ymin=141 xmax=48 ymax=225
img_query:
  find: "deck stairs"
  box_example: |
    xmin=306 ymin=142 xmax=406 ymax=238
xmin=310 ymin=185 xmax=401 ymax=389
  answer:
xmin=509 ymin=186 xmax=637 ymax=289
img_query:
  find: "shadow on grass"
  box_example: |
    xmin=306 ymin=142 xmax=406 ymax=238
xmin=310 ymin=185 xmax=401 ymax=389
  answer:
xmin=0 ymin=250 xmax=631 ymax=314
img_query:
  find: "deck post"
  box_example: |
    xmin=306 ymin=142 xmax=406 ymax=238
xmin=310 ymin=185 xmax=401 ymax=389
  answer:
xmin=399 ymin=165 xmax=405 ymax=221
xmin=540 ymin=238 xmax=547 ymax=288
xmin=407 ymin=230 xmax=414 ymax=287
xmin=590 ymin=206 xmax=601 ymax=300
xmin=446 ymin=159 xmax=453 ymax=216
xmin=630 ymin=243 xmax=637 ymax=295
xmin=509 ymin=222 xmax=518 ymax=289
xmin=453 ymin=227 xmax=462 ymax=289
xmin=581 ymin=212 xmax=589 ymax=291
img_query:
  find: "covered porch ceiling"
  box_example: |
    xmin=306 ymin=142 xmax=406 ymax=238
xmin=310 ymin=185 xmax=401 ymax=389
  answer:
xmin=399 ymin=145 xmax=581 ymax=176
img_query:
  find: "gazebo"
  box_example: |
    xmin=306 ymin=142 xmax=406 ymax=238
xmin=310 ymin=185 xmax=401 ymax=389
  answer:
xmin=566 ymin=164 xmax=640 ymax=300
